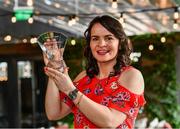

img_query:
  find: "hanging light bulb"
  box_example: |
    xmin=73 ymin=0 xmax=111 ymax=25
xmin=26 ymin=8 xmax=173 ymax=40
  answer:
xmin=71 ymin=15 xmax=76 ymax=25
xmin=28 ymin=17 xmax=34 ymax=24
xmin=112 ymin=0 xmax=118 ymax=9
xmin=22 ymin=38 xmax=28 ymax=43
xmin=68 ymin=16 xmax=73 ymax=26
xmin=173 ymin=19 xmax=178 ymax=29
xmin=11 ymin=16 xmax=16 ymax=23
xmin=54 ymin=3 xmax=60 ymax=8
xmin=30 ymin=37 xmax=37 ymax=44
xmin=71 ymin=39 xmax=76 ymax=46
xmin=174 ymin=7 xmax=179 ymax=19
xmin=27 ymin=0 xmax=33 ymax=6
xmin=119 ymin=13 xmax=124 ymax=24
xmin=160 ymin=36 xmax=166 ymax=43
xmin=48 ymin=19 xmax=53 ymax=25
xmin=4 ymin=35 xmax=12 ymax=42
xmin=148 ymin=44 xmax=154 ymax=51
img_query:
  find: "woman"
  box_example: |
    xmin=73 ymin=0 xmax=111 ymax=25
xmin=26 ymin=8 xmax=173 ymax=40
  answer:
xmin=44 ymin=15 xmax=146 ymax=128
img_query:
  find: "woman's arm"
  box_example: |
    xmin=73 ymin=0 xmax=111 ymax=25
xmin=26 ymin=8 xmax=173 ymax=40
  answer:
xmin=71 ymin=68 xmax=144 ymax=128
xmin=45 ymin=70 xmax=87 ymax=120
xmin=73 ymin=91 xmax=126 ymax=128
xmin=45 ymin=67 xmax=144 ymax=128
xmin=45 ymin=78 xmax=71 ymax=120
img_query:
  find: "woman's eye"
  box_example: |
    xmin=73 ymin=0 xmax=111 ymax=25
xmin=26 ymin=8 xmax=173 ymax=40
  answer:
xmin=106 ymin=37 xmax=113 ymax=41
xmin=92 ymin=38 xmax=98 ymax=41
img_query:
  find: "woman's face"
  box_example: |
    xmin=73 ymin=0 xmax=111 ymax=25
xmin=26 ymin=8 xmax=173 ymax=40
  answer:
xmin=90 ymin=23 xmax=119 ymax=63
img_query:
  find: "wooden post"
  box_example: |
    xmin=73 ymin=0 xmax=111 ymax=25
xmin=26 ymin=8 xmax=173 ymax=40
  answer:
xmin=6 ymin=58 xmax=21 ymax=127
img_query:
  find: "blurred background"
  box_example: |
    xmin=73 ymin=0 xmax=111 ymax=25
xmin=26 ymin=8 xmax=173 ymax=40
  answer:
xmin=0 ymin=0 xmax=179 ymax=128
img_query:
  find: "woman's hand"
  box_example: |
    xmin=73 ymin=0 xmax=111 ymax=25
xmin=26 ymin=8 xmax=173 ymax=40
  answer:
xmin=44 ymin=66 xmax=75 ymax=95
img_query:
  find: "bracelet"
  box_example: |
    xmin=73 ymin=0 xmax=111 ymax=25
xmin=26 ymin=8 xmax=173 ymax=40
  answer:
xmin=75 ymin=94 xmax=83 ymax=106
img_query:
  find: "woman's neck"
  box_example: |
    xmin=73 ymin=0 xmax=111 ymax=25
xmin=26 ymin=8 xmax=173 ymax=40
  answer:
xmin=97 ymin=61 xmax=116 ymax=79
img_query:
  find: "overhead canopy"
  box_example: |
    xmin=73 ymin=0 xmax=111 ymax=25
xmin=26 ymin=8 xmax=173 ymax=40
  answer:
xmin=0 ymin=0 xmax=179 ymax=42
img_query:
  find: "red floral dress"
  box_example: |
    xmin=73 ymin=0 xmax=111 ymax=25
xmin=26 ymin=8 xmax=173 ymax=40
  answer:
xmin=60 ymin=66 xmax=146 ymax=129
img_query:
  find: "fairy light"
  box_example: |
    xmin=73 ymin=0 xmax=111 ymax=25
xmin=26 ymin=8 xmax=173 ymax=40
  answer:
xmin=71 ymin=39 xmax=76 ymax=45
xmin=119 ymin=13 xmax=124 ymax=23
xmin=160 ymin=36 xmax=166 ymax=43
xmin=148 ymin=44 xmax=154 ymax=51
xmin=30 ymin=37 xmax=37 ymax=44
xmin=27 ymin=0 xmax=33 ymax=6
xmin=4 ymin=0 xmax=11 ymax=5
xmin=28 ymin=17 xmax=34 ymax=24
xmin=68 ymin=16 xmax=73 ymax=26
xmin=54 ymin=3 xmax=60 ymax=8
xmin=11 ymin=16 xmax=16 ymax=23
xmin=173 ymin=20 xmax=178 ymax=29
xmin=4 ymin=35 xmax=12 ymax=42
xmin=22 ymin=38 xmax=28 ymax=43
xmin=48 ymin=19 xmax=53 ymax=25
xmin=130 ymin=52 xmax=141 ymax=62
xmin=174 ymin=7 xmax=179 ymax=19
xmin=112 ymin=0 xmax=118 ymax=9
xmin=71 ymin=15 xmax=76 ymax=25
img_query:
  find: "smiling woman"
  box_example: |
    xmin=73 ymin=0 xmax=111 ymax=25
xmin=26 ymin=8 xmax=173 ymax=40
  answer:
xmin=43 ymin=15 xmax=146 ymax=129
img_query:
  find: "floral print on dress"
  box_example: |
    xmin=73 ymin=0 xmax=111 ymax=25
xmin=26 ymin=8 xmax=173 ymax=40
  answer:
xmin=117 ymin=123 xmax=128 ymax=129
xmin=111 ymin=91 xmax=130 ymax=107
xmin=110 ymin=82 xmax=119 ymax=91
xmin=60 ymin=66 xmax=146 ymax=129
xmin=94 ymin=83 xmax=104 ymax=95
xmin=75 ymin=110 xmax=83 ymax=125
xmin=129 ymin=108 xmax=135 ymax=116
xmin=83 ymin=88 xmax=91 ymax=95
xmin=101 ymin=96 xmax=112 ymax=106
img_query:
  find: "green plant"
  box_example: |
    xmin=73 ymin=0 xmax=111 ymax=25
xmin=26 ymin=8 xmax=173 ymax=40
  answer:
xmin=132 ymin=32 xmax=180 ymax=127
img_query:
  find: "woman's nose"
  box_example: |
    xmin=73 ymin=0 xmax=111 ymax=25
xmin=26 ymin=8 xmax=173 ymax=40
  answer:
xmin=98 ymin=39 xmax=107 ymax=47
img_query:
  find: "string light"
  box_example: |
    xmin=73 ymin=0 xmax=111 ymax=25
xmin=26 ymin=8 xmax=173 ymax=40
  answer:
xmin=22 ymin=38 xmax=28 ymax=43
xmin=4 ymin=35 xmax=12 ymax=42
xmin=71 ymin=39 xmax=76 ymax=45
xmin=130 ymin=52 xmax=141 ymax=62
xmin=173 ymin=19 xmax=178 ymax=29
xmin=71 ymin=15 xmax=76 ymax=25
xmin=160 ymin=36 xmax=166 ymax=43
xmin=28 ymin=17 xmax=34 ymax=24
xmin=30 ymin=37 xmax=37 ymax=44
xmin=48 ymin=19 xmax=53 ymax=25
xmin=112 ymin=0 xmax=118 ymax=9
xmin=148 ymin=44 xmax=154 ymax=51
xmin=27 ymin=0 xmax=33 ymax=6
xmin=173 ymin=7 xmax=179 ymax=19
xmin=11 ymin=16 xmax=16 ymax=23
xmin=119 ymin=13 xmax=125 ymax=27
xmin=68 ymin=15 xmax=76 ymax=26
xmin=54 ymin=3 xmax=60 ymax=8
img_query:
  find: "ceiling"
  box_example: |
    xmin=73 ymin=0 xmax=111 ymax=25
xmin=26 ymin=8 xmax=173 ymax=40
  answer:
xmin=0 ymin=0 xmax=179 ymax=41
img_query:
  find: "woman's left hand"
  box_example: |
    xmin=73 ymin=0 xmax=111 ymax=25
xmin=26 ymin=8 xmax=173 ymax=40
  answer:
xmin=44 ymin=66 xmax=75 ymax=95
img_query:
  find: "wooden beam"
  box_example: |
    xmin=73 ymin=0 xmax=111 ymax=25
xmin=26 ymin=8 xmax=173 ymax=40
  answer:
xmin=0 ymin=43 xmax=42 ymax=59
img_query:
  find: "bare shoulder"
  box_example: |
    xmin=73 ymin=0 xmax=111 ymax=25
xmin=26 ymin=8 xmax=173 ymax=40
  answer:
xmin=73 ymin=70 xmax=87 ymax=82
xmin=118 ymin=67 xmax=144 ymax=95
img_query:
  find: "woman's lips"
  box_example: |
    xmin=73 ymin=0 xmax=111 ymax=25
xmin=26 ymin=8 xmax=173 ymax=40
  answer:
xmin=97 ymin=50 xmax=110 ymax=55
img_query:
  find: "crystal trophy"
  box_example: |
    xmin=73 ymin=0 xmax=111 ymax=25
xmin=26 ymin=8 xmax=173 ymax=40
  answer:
xmin=37 ymin=31 xmax=67 ymax=72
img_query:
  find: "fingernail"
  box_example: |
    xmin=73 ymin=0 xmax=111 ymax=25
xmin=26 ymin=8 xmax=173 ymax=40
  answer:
xmin=44 ymin=67 xmax=48 ymax=72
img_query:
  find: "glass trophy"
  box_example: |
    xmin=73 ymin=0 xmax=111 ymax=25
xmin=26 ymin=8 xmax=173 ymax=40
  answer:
xmin=37 ymin=31 xmax=67 ymax=72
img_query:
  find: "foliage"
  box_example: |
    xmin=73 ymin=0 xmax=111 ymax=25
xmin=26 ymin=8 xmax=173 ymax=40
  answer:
xmin=131 ymin=32 xmax=180 ymax=127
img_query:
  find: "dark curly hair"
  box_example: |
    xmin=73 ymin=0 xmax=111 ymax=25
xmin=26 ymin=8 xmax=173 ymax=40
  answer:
xmin=84 ymin=15 xmax=132 ymax=78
